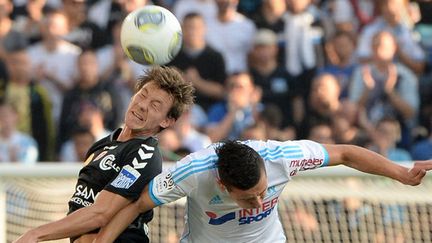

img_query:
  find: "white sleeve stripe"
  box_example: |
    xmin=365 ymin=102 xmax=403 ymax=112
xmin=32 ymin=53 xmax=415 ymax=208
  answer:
xmin=174 ymin=164 xmax=217 ymax=184
xmin=171 ymin=155 xmax=217 ymax=180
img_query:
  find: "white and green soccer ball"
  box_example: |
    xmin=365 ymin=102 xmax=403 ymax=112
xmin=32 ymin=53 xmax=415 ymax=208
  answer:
xmin=120 ymin=6 xmax=182 ymax=65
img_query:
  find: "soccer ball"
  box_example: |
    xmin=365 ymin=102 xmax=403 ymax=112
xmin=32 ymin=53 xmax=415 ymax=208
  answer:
xmin=120 ymin=6 xmax=182 ymax=65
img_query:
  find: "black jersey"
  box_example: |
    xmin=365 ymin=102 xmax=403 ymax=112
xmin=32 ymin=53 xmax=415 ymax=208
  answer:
xmin=68 ymin=128 xmax=162 ymax=242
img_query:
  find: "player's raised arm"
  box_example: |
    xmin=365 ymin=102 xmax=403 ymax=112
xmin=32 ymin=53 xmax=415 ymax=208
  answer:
xmin=94 ymin=185 xmax=156 ymax=243
xmin=323 ymin=144 xmax=432 ymax=186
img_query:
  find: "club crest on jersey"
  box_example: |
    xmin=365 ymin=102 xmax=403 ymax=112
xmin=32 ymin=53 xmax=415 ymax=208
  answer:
xmin=111 ymin=165 xmax=141 ymax=189
xmin=99 ymin=154 xmax=120 ymax=172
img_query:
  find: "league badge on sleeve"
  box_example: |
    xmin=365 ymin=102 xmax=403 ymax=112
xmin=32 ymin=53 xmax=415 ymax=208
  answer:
xmin=111 ymin=165 xmax=141 ymax=189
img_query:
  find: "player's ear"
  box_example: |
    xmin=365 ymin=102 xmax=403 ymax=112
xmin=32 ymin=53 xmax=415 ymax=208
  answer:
xmin=160 ymin=117 xmax=175 ymax=129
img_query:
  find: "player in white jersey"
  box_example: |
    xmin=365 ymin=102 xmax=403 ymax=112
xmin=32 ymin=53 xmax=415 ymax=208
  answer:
xmin=94 ymin=140 xmax=432 ymax=243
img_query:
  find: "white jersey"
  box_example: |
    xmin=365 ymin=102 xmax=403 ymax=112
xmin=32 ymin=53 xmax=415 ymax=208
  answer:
xmin=150 ymin=140 xmax=329 ymax=242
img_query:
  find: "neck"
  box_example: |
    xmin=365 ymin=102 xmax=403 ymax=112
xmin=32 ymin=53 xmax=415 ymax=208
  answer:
xmin=43 ymin=38 xmax=60 ymax=52
xmin=218 ymin=10 xmax=235 ymax=22
xmin=117 ymin=126 xmax=156 ymax=142
xmin=185 ymin=42 xmax=205 ymax=51
xmin=252 ymin=60 xmax=277 ymax=76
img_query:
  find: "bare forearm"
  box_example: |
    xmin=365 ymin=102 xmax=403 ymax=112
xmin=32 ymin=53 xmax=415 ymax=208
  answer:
xmin=94 ymin=202 xmax=141 ymax=243
xmin=30 ymin=207 xmax=107 ymax=241
xmin=338 ymin=145 xmax=408 ymax=183
xmin=194 ymin=79 xmax=224 ymax=99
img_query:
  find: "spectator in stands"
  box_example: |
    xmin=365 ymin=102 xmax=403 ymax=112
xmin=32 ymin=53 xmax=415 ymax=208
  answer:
xmin=27 ymin=9 xmax=81 ymax=125
xmin=206 ymin=0 xmax=256 ymax=74
xmin=356 ymin=0 xmax=425 ymax=74
xmin=258 ymin=104 xmax=296 ymax=141
xmin=172 ymin=108 xmax=211 ymax=153
xmin=321 ymin=31 xmax=358 ymax=99
xmin=0 ymin=101 xmax=38 ymax=163
xmin=367 ymin=117 xmax=412 ymax=162
xmin=172 ymin=0 xmax=217 ymax=24
xmin=240 ymin=122 xmax=267 ymax=140
xmin=59 ymin=126 xmax=96 ymax=162
xmin=61 ymin=0 xmax=106 ymax=50
xmin=299 ymin=73 xmax=351 ymax=139
xmin=411 ymin=117 xmax=432 ymax=160
xmin=4 ymin=43 xmax=55 ymax=161
xmin=97 ymin=19 xmax=144 ymax=118
xmin=169 ymin=13 xmax=226 ymax=111
xmin=205 ymin=72 xmax=261 ymax=142
xmin=349 ymin=31 xmax=419 ymax=147
xmin=12 ymin=0 xmax=46 ymax=44
xmin=0 ymin=58 xmax=8 ymax=101
xmin=249 ymin=29 xmax=299 ymax=128
xmin=308 ymin=123 xmax=335 ymax=144
xmin=251 ymin=0 xmax=286 ymax=35
xmin=330 ymin=0 xmax=378 ymax=33
xmin=0 ymin=0 xmax=27 ymax=59
xmin=58 ymin=49 xmax=120 ymax=150
xmin=283 ymin=0 xmax=334 ymax=90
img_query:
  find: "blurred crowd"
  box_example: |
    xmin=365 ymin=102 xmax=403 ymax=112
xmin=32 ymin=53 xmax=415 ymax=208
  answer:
xmin=0 ymin=0 xmax=431 ymax=163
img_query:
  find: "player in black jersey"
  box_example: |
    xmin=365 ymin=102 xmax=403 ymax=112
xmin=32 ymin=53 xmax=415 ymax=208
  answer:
xmin=15 ymin=66 xmax=195 ymax=243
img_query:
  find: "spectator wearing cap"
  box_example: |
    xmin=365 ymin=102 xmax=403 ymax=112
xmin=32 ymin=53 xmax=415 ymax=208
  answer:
xmin=168 ymin=12 xmax=226 ymax=112
xmin=249 ymin=29 xmax=300 ymax=129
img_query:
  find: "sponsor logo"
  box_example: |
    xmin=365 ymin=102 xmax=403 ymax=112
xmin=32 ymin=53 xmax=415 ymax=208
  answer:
xmin=290 ymin=158 xmax=323 ymax=170
xmin=206 ymin=197 xmax=279 ymax=225
xmin=74 ymin=185 xmax=98 ymax=201
xmin=206 ymin=211 xmax=236 ymax=225
xmin=99 ymin=154 xmax=120 ymax=172
xmin=209 ymin=195 xmax=223 ymax=205
xmin=69 ymin=197 xmax=93 ymax=207
xmin=111 ymin=165 xmax=141 ymax=189
xmin=132 ymin=144 xmax=155 ymax=169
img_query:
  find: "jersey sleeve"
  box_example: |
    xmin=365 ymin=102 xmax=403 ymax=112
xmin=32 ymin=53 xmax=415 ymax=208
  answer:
xmin=253 ymin=139 xmax=329 ymax=176
xmin=105 ymin=141 xmax=162 ymax=201
xmin=148 ymin=148 xmax=215 ymax=206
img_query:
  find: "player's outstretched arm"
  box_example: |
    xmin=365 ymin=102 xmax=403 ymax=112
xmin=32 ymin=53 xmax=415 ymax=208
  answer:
xmin=13 ymin=190 xmax=131 ymax=243
xmin=323 ymin=144 xmax=432 ymax=186
xmin=94 ymin=185 xmax=157 ymax=243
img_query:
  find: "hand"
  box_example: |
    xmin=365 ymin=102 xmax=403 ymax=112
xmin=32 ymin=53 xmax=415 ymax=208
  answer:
xmin=402 ymin=161 xmax=432 ymax=186
xmin=184 ymin=68 xmax=201 ymax=84
xmin=384 ymin=64 xmax=398 ymax=94
xmin=361 ymin=65 xmax=375 ymax=90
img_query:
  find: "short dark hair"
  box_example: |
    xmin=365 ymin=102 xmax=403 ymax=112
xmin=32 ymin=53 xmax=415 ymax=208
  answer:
xmin=183 ymin=12 xmax=204 ymax=22
xmin=216 ymin=140 xmax=265 ymax=190
xmin=135 ymin=66 xmax=195 ymax=120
